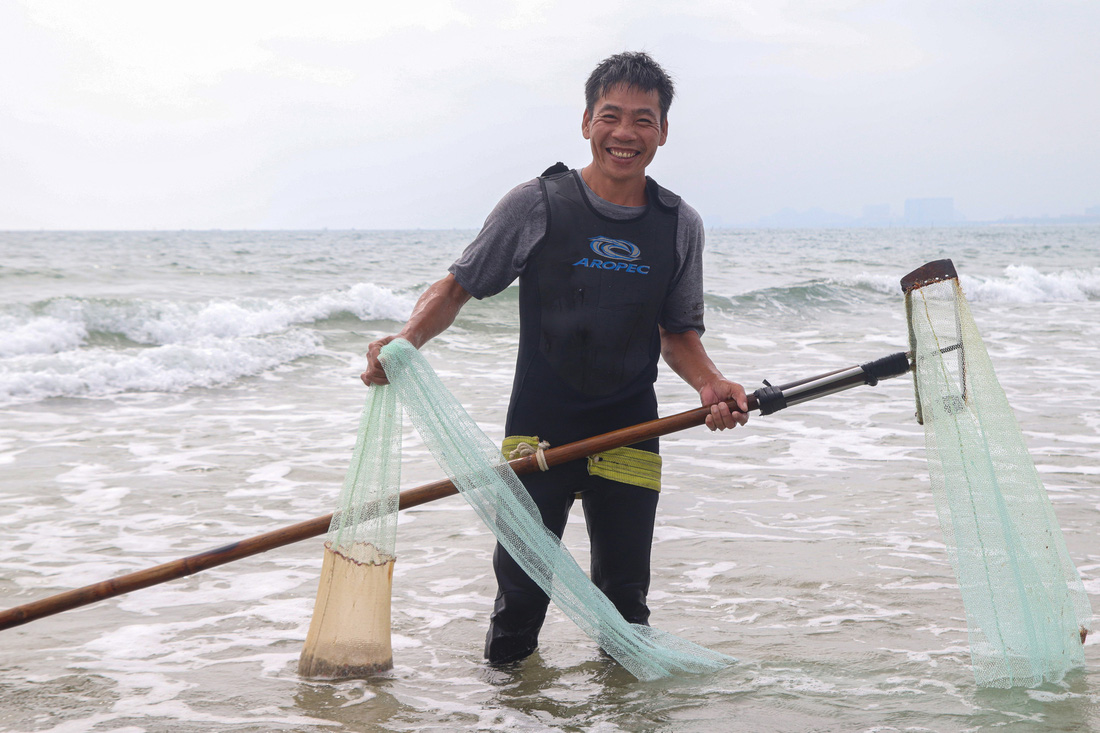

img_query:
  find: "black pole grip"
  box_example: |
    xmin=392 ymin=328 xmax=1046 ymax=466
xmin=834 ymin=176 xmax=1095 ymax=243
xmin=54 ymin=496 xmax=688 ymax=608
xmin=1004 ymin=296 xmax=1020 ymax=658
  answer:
xmin=754 ymin=382 xmax=788 ymax=415
xmin=860 ymin=351 xmax=911 ymax=386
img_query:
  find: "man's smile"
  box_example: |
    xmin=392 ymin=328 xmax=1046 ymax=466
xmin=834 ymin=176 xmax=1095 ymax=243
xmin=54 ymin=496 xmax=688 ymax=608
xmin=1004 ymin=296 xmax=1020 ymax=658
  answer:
xmin=608 ymin=148 xmax=640 ymax=159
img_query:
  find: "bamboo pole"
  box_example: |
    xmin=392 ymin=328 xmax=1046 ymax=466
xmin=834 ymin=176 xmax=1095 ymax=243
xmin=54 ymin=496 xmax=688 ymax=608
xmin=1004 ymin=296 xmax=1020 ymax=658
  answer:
xmin=0 ymin=348 xmax=916 ymax=633
xmin=0 ymin=395 xmax=758 ymax=632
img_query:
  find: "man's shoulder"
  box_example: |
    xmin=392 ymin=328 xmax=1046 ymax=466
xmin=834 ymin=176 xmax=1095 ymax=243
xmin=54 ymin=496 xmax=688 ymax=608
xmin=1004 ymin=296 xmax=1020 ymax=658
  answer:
xmin=509 ymin=177 xmax=543 ymax=194
xmin=668 ymin=195 xmax=705 ymax=255
xmin=494 ymin=177 xmax=544 ymax=212
xmin=675 ymin=197 xmax=704 ymax=232
xmin=648 ymin=177 xmax=699 ymax=225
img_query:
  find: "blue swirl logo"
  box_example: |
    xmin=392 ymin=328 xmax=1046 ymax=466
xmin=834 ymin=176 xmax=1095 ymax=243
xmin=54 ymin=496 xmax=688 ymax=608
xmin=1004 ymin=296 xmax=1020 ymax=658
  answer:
xmin=589 ymin=236 xmax=641 ymax=262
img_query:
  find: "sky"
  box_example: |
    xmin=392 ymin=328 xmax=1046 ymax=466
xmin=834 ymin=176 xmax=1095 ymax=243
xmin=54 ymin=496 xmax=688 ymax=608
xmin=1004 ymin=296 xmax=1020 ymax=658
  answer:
xmin=1 ymin=0 xmax=1098 ymax=229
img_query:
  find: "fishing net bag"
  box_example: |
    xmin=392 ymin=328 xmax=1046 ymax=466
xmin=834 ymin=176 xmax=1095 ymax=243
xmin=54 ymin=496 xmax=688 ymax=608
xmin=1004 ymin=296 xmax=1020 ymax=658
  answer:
xmin=299 ymin=384 xmax=401 ymax=678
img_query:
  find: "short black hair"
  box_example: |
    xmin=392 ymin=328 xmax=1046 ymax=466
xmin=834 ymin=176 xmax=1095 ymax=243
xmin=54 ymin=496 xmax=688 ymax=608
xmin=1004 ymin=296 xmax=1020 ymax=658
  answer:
xmin=585 ymin=51 xmax=675 ymax=122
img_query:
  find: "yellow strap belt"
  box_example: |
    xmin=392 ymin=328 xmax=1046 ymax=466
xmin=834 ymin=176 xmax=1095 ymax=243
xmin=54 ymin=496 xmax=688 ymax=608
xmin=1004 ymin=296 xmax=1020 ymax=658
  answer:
xmin=502 ymin=435 xmax=662 ymax=492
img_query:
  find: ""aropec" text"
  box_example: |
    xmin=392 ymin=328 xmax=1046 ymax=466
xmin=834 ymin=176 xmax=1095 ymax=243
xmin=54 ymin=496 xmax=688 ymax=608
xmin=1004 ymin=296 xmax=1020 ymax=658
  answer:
xmin=572 ymin=258 xmax=650 ymax=274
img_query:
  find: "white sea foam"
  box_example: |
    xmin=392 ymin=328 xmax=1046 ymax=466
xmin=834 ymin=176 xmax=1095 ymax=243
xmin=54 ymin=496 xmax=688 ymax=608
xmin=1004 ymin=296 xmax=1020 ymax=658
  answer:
xmin=961 ymin=265 xmax=1100 ymax=303
xmin=0 ymin=332 xmax=321 ymax=405
xmin=1 ymin=282 xmax=410 ymax=352
xmin=32 ymin=282 xmax=413 ymax=346
xmin=0 ymin=282 xmax=416 ymax=404
xmin=835 ymin=272 xmax=902 ymax=296
xmin=0 ymin=315 xmax=88 ymax=357
xmin=825 ymin=266 xmax=1100 ymax=304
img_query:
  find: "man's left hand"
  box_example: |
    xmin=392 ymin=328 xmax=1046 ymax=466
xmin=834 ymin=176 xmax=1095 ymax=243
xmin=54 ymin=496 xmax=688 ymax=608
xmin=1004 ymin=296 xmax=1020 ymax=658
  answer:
xmin=699 ymin=380 xmax=749 ymax=431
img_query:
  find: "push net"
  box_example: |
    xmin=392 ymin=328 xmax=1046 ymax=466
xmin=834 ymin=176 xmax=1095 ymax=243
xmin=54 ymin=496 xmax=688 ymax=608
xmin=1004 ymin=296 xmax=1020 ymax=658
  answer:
xmin=906 ymin=271 xmax=1092 ymax=688
xmin=366 ymin=337 xmax=732 ymax=681
xmin=299 ymin=383 xmax=401 ymax=678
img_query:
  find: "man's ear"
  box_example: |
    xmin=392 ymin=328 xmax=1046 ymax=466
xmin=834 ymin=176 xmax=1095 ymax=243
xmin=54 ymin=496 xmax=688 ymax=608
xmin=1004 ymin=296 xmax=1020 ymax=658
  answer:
xmin=658 ymin=117 xmax=668 ymax=146
xmin=581 ymin=108 xmax=592 ymax=140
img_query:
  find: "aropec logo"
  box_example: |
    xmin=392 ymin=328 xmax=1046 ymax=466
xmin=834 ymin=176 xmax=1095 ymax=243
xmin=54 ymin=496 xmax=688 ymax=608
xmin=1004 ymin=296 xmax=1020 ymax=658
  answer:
xmin=572 ymin=236 xmax=650 ymax=274
xmin=589 ymin=236 xmax=639 ymax=261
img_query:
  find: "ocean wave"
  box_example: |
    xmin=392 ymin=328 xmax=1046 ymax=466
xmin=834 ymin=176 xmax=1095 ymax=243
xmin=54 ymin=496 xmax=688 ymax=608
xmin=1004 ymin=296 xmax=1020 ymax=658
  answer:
xmin=719 ymin=279 xmax=888 ymax=311
xmin=959 ymin=266 xmax=1100 ymax=303
xmin=712 ymin=266 xmax=1100 ymax=310
xmin=831 ymin=272 xmax=906 ymax=296
xmin=0 ymin=282 xmax=412 ymax=404
xmin=0 ymin=282 xmax=413 ymax=358
xmin=0 ymin=332 xmax=321 ymax=405
xmin=833 ymin=265 xmax=1100 ymax=303
xmin=0 ymin=315 xmax=88 ymax=358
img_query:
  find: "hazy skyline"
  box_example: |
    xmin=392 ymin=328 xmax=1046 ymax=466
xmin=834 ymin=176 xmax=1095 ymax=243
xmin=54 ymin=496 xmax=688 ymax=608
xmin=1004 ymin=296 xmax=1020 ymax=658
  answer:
xmin=2 ymin=0 xmax=1098 ymax=230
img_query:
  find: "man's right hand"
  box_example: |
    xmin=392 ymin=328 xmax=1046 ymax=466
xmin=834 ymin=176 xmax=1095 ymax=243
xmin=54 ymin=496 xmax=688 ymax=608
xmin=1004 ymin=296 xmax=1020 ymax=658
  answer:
xmin=361 ymin=335 xmax=401 ymax=386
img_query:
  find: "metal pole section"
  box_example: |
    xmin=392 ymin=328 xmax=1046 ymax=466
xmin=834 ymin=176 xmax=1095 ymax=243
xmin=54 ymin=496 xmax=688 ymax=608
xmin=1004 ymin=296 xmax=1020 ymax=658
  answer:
xmin=782 ymin=366 xmax=878 ymax=408
xmin=754 ymin=351 xmax=912 ymax=416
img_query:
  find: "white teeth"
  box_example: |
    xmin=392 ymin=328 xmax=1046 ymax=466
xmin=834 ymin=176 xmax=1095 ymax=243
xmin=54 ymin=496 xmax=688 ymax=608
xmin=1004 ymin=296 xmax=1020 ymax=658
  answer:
xmin=610 ymin=150 xmax=637 ymax=159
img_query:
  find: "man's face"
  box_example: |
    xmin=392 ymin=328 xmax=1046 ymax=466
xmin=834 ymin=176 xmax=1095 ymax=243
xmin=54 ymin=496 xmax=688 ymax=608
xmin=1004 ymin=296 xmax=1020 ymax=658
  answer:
xmin=582 ymin=84 xmax=668 ymax=185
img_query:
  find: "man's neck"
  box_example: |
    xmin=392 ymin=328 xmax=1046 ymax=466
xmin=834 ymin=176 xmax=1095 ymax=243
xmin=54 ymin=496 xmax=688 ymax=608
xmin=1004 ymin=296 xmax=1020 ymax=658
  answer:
xmin=580 ymin=165 xmax=647 ymax=207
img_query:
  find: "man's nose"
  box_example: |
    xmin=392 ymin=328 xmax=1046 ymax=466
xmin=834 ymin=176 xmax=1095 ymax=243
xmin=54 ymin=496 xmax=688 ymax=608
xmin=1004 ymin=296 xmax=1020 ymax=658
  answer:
xmin=610 ymin=120 xmax=636 ymax=140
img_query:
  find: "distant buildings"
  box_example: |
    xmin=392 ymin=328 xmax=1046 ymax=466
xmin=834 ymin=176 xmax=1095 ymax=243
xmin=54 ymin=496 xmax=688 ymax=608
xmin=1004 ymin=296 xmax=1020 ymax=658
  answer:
xmin=861 ymin=204 xmax=891 ymax=225
xmin=903 ymin=198 xmax=958 ymax=225
xmin=744 ymin=198 xmax=963 ymax=227
xmin=754 ymin=207 xmax=856 ymax=228
xmin=730 ymin=197 xmax=1100 ymax=229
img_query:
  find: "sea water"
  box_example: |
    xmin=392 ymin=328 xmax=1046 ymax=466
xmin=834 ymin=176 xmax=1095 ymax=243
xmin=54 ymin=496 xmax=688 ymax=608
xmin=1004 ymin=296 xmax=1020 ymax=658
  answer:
xmin=0 ymin=227 xmax=1098 ymax=732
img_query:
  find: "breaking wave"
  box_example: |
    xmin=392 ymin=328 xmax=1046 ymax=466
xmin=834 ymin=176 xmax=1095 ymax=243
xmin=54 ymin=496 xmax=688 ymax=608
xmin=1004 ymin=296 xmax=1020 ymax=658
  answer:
xmin=0 ymin=283 xmax=413 ymax=404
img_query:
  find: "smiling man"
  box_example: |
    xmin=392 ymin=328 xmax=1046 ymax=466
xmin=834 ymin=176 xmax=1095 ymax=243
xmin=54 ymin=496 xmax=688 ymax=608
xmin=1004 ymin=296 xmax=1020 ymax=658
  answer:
xmin=362 ymin=51 xmax=748 ymax=666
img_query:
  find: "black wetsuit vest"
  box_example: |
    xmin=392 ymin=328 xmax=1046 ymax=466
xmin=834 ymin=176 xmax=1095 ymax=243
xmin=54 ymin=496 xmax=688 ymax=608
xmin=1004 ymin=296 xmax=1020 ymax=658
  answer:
xmin=504 ymin=167 xmax=681 ymax=452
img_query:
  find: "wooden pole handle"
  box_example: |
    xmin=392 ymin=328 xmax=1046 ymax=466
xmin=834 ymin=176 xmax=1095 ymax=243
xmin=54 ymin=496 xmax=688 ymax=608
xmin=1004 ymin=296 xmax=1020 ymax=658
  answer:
xmin=4 ymin=348 xmax=914 ymax=633
xmin=0 ymin=396 xmax=751 ymax=631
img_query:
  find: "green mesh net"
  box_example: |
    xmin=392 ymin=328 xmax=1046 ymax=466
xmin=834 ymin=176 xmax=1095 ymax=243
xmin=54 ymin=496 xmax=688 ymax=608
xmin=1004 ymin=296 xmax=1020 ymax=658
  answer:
xmin=907 ymin=276 xmax=1092 ymax=688
xmin=374 ymin=338 xmax=734 ymax=681
xmin=299 ymin=383 xmax=401 ymax=678
xmin=325 ymin=381 xmax=402 ymax=560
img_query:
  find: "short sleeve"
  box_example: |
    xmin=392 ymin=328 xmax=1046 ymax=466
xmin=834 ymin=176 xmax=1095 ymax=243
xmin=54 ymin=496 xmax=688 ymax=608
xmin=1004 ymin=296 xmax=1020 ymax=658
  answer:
xmin=659 ymin=201 xmax=706 ymax=335
xmin=448 ymin=180 xmax=547 ymax=299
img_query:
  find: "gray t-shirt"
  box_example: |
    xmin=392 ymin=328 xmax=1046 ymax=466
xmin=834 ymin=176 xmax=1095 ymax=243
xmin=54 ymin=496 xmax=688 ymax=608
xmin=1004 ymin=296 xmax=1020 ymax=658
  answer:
xmin=448 ymin=172 xmax=706 ymax=335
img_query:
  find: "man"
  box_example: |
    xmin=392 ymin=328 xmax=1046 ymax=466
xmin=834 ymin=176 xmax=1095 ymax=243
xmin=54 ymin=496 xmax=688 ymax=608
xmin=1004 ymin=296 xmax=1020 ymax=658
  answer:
xmin=361 ymin=51 xmax=748 ymax=665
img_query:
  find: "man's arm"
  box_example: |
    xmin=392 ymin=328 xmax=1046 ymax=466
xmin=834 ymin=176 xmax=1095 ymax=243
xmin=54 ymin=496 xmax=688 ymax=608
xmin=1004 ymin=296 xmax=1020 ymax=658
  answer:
xmin=359 ymin=180 xmax=542 ymax=386
xmin=660 ymin=327 xmax=749 ymax=431
xmin=360 ymin=273 xmax=472 ymax=386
